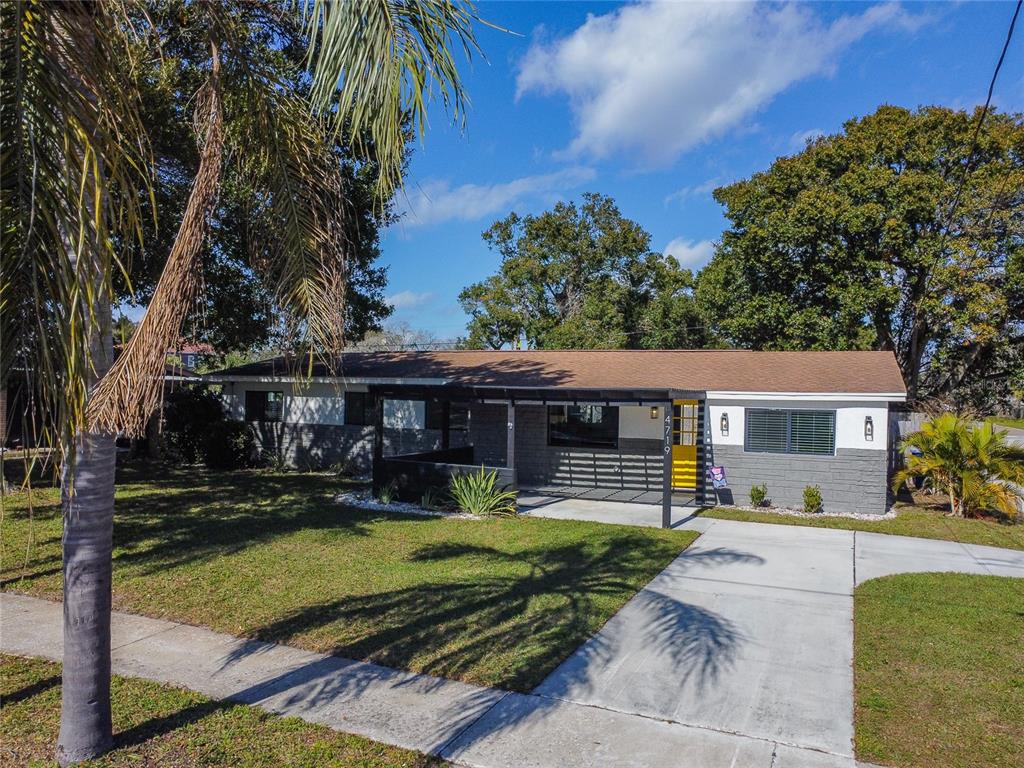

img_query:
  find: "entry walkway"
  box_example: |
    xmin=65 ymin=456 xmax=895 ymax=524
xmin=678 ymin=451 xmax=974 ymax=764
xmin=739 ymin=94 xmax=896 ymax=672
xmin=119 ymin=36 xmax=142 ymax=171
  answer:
xmin=4 ymin=520 xmax=1022 ymax=767
xmin=518 ymin=491 xmax=697 ymax=526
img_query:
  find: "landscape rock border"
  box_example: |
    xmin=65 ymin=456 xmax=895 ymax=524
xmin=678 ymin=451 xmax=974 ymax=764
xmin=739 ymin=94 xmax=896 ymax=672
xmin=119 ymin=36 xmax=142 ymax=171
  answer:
xmin=334 ymin=490 xmax=479 ymax=520
xmin=719 ymin=503 xmax=897 ymax=522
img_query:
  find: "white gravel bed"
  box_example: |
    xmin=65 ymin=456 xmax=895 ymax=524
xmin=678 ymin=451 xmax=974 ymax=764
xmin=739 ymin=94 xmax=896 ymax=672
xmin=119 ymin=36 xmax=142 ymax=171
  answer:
xmin=334 ymin=490 xmax=478 ymax=519
xmin=719 ymin=503 xmax=897 ymax=521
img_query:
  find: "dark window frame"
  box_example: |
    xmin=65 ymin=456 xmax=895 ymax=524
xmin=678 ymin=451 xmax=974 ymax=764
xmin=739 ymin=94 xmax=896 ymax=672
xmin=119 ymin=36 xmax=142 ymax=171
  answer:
xmin=547 ymin=404 xmax=619 ymax=449
xmin=425 ymin=400 xmax=445 ymax=431
xmin=344 ymin=391 xmax=374 ymax=426
xmin=244 ymin=390 xmax=283 ymax=422
xmin=743 ymin=408 xmax=836 ymax=456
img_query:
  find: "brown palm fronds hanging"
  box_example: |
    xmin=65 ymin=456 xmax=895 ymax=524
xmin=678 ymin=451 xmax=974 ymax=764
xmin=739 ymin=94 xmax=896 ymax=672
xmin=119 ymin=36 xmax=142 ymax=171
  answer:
xmin=87 ymin=44 xmax=224 ymax=437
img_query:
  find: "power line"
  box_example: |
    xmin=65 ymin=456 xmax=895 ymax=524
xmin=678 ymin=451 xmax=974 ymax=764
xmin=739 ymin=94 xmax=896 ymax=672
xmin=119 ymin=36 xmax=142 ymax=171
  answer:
xmin=941 ymin=0 xmax=1021 ymax=236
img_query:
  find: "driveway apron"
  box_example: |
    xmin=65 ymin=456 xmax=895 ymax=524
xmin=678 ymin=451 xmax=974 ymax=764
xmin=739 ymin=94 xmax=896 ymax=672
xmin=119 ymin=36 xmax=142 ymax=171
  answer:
xmin=534 ymin=519 xmax=855 ymax=755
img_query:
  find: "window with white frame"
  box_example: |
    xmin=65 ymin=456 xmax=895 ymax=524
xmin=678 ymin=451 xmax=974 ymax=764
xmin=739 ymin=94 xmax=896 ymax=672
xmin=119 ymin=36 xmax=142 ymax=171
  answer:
xmin=744 ymin=408 xmax=835 ymax=456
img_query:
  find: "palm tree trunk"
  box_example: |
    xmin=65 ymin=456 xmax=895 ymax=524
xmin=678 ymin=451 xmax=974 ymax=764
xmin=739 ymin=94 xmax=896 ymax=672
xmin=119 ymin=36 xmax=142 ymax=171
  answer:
xmin=948 ymin=483 xmax=961 ymax=518
xmin=56 ymin=32 xmax=223 ymax=764
xmin=55 ymin=6 xmax=116 ymax=746
xmin=56 ymin=302 xmax=116 ymax=766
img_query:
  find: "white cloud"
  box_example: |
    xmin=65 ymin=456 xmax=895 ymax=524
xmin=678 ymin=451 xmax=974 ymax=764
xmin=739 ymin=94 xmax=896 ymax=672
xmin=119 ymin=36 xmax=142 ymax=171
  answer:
xmin=790 ymin=128 xmax=825 ymax=151
xmin=663 ymin=237 xmax=716 ymax=269
xmin=664 ymin=177 xmax=724 ymax=206
xmin=517 ymin=2 xmax=923 ymax=168
xmin=397 ymin=166 xmax=596 ymax=227
xmin=387 ymin=290 xmax=434 ymax=310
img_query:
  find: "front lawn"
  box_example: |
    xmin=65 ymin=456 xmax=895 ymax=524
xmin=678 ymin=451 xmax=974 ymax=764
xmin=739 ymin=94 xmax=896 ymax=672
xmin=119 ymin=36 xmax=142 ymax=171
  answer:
xmin=854 ymin=573 xmax=1024 ymax=768
xmin=0 ymin=467 xmax=695 ymax=691
xmin=698 ymin=500 xmax=1024 ymax=551
xmin=987 ymin=416 xmax=1024 ymax=430
xmin=1 ymin=654 xmax=444 ymax=767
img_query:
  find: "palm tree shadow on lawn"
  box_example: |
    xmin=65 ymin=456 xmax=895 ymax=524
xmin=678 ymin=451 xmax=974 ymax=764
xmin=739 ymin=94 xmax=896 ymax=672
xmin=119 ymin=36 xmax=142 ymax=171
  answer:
xmin=2 ymin=468 xmax=380 ymax=587
xmin=228 ymin=539 xmax=759 ymax=693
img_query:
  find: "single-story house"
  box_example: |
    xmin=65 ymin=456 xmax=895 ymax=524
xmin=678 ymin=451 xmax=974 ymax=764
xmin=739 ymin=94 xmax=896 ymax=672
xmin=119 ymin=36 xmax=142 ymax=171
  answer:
xmin=205 ymin=349 xmax=907 ymax=524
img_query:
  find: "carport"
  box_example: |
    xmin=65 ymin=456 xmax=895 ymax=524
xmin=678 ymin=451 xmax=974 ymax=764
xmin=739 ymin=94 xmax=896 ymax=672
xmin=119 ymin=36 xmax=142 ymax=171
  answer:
xmin=367 ymin=382 xmax=708 ymax=528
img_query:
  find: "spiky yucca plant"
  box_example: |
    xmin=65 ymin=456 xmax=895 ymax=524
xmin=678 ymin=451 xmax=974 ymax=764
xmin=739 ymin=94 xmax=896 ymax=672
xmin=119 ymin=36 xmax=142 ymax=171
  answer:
xmin=449 ymin=466 xmax=518 ymax=517
xmin=894 ymin=413 xmax=1024 ymax=519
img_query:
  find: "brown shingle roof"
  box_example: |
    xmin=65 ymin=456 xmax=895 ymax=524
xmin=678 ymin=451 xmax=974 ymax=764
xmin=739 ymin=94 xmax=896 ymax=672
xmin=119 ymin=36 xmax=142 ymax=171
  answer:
xmin=210 ymin=349 xmax=906 ymax=396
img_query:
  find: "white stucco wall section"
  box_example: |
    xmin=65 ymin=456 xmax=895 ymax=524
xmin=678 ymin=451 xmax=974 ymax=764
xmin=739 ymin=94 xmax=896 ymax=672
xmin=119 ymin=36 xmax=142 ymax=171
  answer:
xmin=289 ymin=387 xmax=346 ymax=425
xmin=707 ymin=398 xmax=888 ymax=451
xmin=619 ymin=405 xmax=664 ymax=440
xmin=220 ymin=382 xmax=348 ymax=425
xmin=219 ymin=382 xmax=437 ymax=429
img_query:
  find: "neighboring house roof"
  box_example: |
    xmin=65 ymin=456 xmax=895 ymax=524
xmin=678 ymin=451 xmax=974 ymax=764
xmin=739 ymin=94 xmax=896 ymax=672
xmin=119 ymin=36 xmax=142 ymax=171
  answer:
xmin=206 ymin=349 xmax=907 ymax=397
xmin=169 ymin=342 xmax=215 ymax=356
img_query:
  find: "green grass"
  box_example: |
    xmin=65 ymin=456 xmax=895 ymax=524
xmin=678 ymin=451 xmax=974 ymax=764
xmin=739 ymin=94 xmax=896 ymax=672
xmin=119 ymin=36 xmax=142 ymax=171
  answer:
xmin=698 ymin=499 xmax=1024 ymax=551
xmin=986 ymin=416 xmax=1024 ymax=430
xmin=1 ymin=654 xmax=444 ymax=767
xmin=854 ymin=573 xmax=1024 ymax=768
xmin=0 ymin=466 xmax=695 ymax=691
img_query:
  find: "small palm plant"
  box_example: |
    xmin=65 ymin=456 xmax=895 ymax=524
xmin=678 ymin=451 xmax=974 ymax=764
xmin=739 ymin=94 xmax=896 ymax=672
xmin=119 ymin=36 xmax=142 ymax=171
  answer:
xmin=894 ymin=413 xmax=1024 ymax=519
xmin=449 ymin=466 xmax=518 ymax=517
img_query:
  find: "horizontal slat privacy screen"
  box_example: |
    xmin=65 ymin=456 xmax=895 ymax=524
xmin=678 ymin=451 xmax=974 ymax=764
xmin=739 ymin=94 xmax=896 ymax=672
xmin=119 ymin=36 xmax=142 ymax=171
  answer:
xmin=745 ymin=409 xmax=836 ymax=455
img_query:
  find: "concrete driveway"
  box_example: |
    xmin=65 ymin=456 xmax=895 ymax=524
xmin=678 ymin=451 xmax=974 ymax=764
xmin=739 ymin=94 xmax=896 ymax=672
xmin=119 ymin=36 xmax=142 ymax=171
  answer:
xmin=443 ymin=513 xmax=1024 ymax=768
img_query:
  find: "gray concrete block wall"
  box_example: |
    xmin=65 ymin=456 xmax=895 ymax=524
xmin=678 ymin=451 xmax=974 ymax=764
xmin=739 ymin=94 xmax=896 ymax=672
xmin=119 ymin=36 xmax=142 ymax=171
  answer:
xmin=469 ymin=403 xmax=509 ymax=467
xmin=707 ymin=443 xmax=889 ymax=515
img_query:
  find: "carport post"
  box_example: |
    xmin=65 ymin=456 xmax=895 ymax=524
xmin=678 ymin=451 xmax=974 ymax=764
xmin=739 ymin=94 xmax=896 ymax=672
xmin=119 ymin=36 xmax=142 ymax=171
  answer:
xmin=662 ymin=401 xmax=672 ymax=529
xmin=506 ymin=401 xmax=516 ymax=470
xmin=371 ymin=393 xmax=384 ymax=495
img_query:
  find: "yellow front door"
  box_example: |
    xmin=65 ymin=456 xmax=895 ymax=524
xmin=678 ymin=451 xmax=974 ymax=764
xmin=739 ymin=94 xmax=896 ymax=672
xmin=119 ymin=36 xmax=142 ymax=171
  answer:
xmin=672 ymin=400 xmax=698 ymax=489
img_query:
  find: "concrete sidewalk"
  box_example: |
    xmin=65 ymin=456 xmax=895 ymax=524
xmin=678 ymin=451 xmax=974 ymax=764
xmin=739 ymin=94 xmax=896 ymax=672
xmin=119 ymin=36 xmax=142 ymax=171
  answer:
xmin=3 ymin=591 xmax=826 ymax=767
xmin=4 ymin=519 xmax=1022 ymax=768
xmin=1 ymin=592 xmax=505 ymax=756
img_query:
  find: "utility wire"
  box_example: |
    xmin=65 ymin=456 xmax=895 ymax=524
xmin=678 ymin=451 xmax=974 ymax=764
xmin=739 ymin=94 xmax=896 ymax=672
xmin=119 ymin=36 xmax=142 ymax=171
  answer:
xmin=940 ymin=0 xmax=1021 ymax=237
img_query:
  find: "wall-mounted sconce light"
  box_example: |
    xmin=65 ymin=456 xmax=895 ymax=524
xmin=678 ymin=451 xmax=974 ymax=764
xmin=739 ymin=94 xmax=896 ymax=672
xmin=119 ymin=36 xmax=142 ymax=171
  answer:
xmin=650 ymin=406 xmax=659 ymax=420
xmin=864 ymin=415 xmax=874 ymax=441
xmin=720 ymin=413 xmax=729 ymax=436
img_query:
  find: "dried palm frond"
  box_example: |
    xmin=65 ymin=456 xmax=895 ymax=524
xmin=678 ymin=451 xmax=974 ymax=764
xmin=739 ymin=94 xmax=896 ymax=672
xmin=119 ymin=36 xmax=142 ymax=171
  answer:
xmin=231 ymin=83 xmax=352 ymax=375
xmin=88 ymin=42 xmax=224 ymax=436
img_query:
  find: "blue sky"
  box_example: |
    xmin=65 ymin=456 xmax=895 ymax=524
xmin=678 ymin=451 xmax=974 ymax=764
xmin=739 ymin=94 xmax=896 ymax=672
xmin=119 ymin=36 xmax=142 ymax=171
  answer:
xmin=382 ymin=0 xmax=1023 ymax=339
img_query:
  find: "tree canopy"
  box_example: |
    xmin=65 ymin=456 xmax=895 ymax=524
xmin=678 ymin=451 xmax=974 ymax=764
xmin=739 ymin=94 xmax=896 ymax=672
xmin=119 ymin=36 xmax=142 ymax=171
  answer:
xmin=696 ymin=105 xmax=1023 ymax=405
xmin=459 ymin=193 xmax=709 ymax=350
xmin=117 ymin=1 xmax=398 ymax=354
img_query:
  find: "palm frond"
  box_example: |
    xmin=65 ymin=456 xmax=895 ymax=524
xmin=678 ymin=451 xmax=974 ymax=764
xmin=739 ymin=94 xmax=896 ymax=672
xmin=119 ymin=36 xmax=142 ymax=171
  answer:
xmin=231 ymin=82 xmax=351 ymax=369
xmin=302 ymin=0 xmax=482 ymax=196
xmin=1 ymin=0 xmax=151 ymax=451
xmin=896 ymin=411 xmax=1024 ymax=517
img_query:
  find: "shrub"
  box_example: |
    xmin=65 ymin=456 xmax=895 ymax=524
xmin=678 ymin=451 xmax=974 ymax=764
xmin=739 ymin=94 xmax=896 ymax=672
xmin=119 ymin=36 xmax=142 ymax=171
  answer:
xmin=162 ymin=387 xmax=227 ymax=463
xmin=260 ymin=449 xmax=290 ymax=473
xmin=330 ymin=456 xmax=366 ymax=479
xmin=895 ymin=412 xmax=1024 ymax=519
xmin=420 ymin=486 xmax=447 ymax=511
xmin=376 ymin=480 xmax=398 ymax=505
xmin=448 ymin=466 xmax=518 ymax=517
xmin=201 ymin=421 xmax=256 ymax=470
xmin=750 ymin=483 xmax=769 ymax=507
xmin=803 ymin=485 xmax=823 ymax=514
